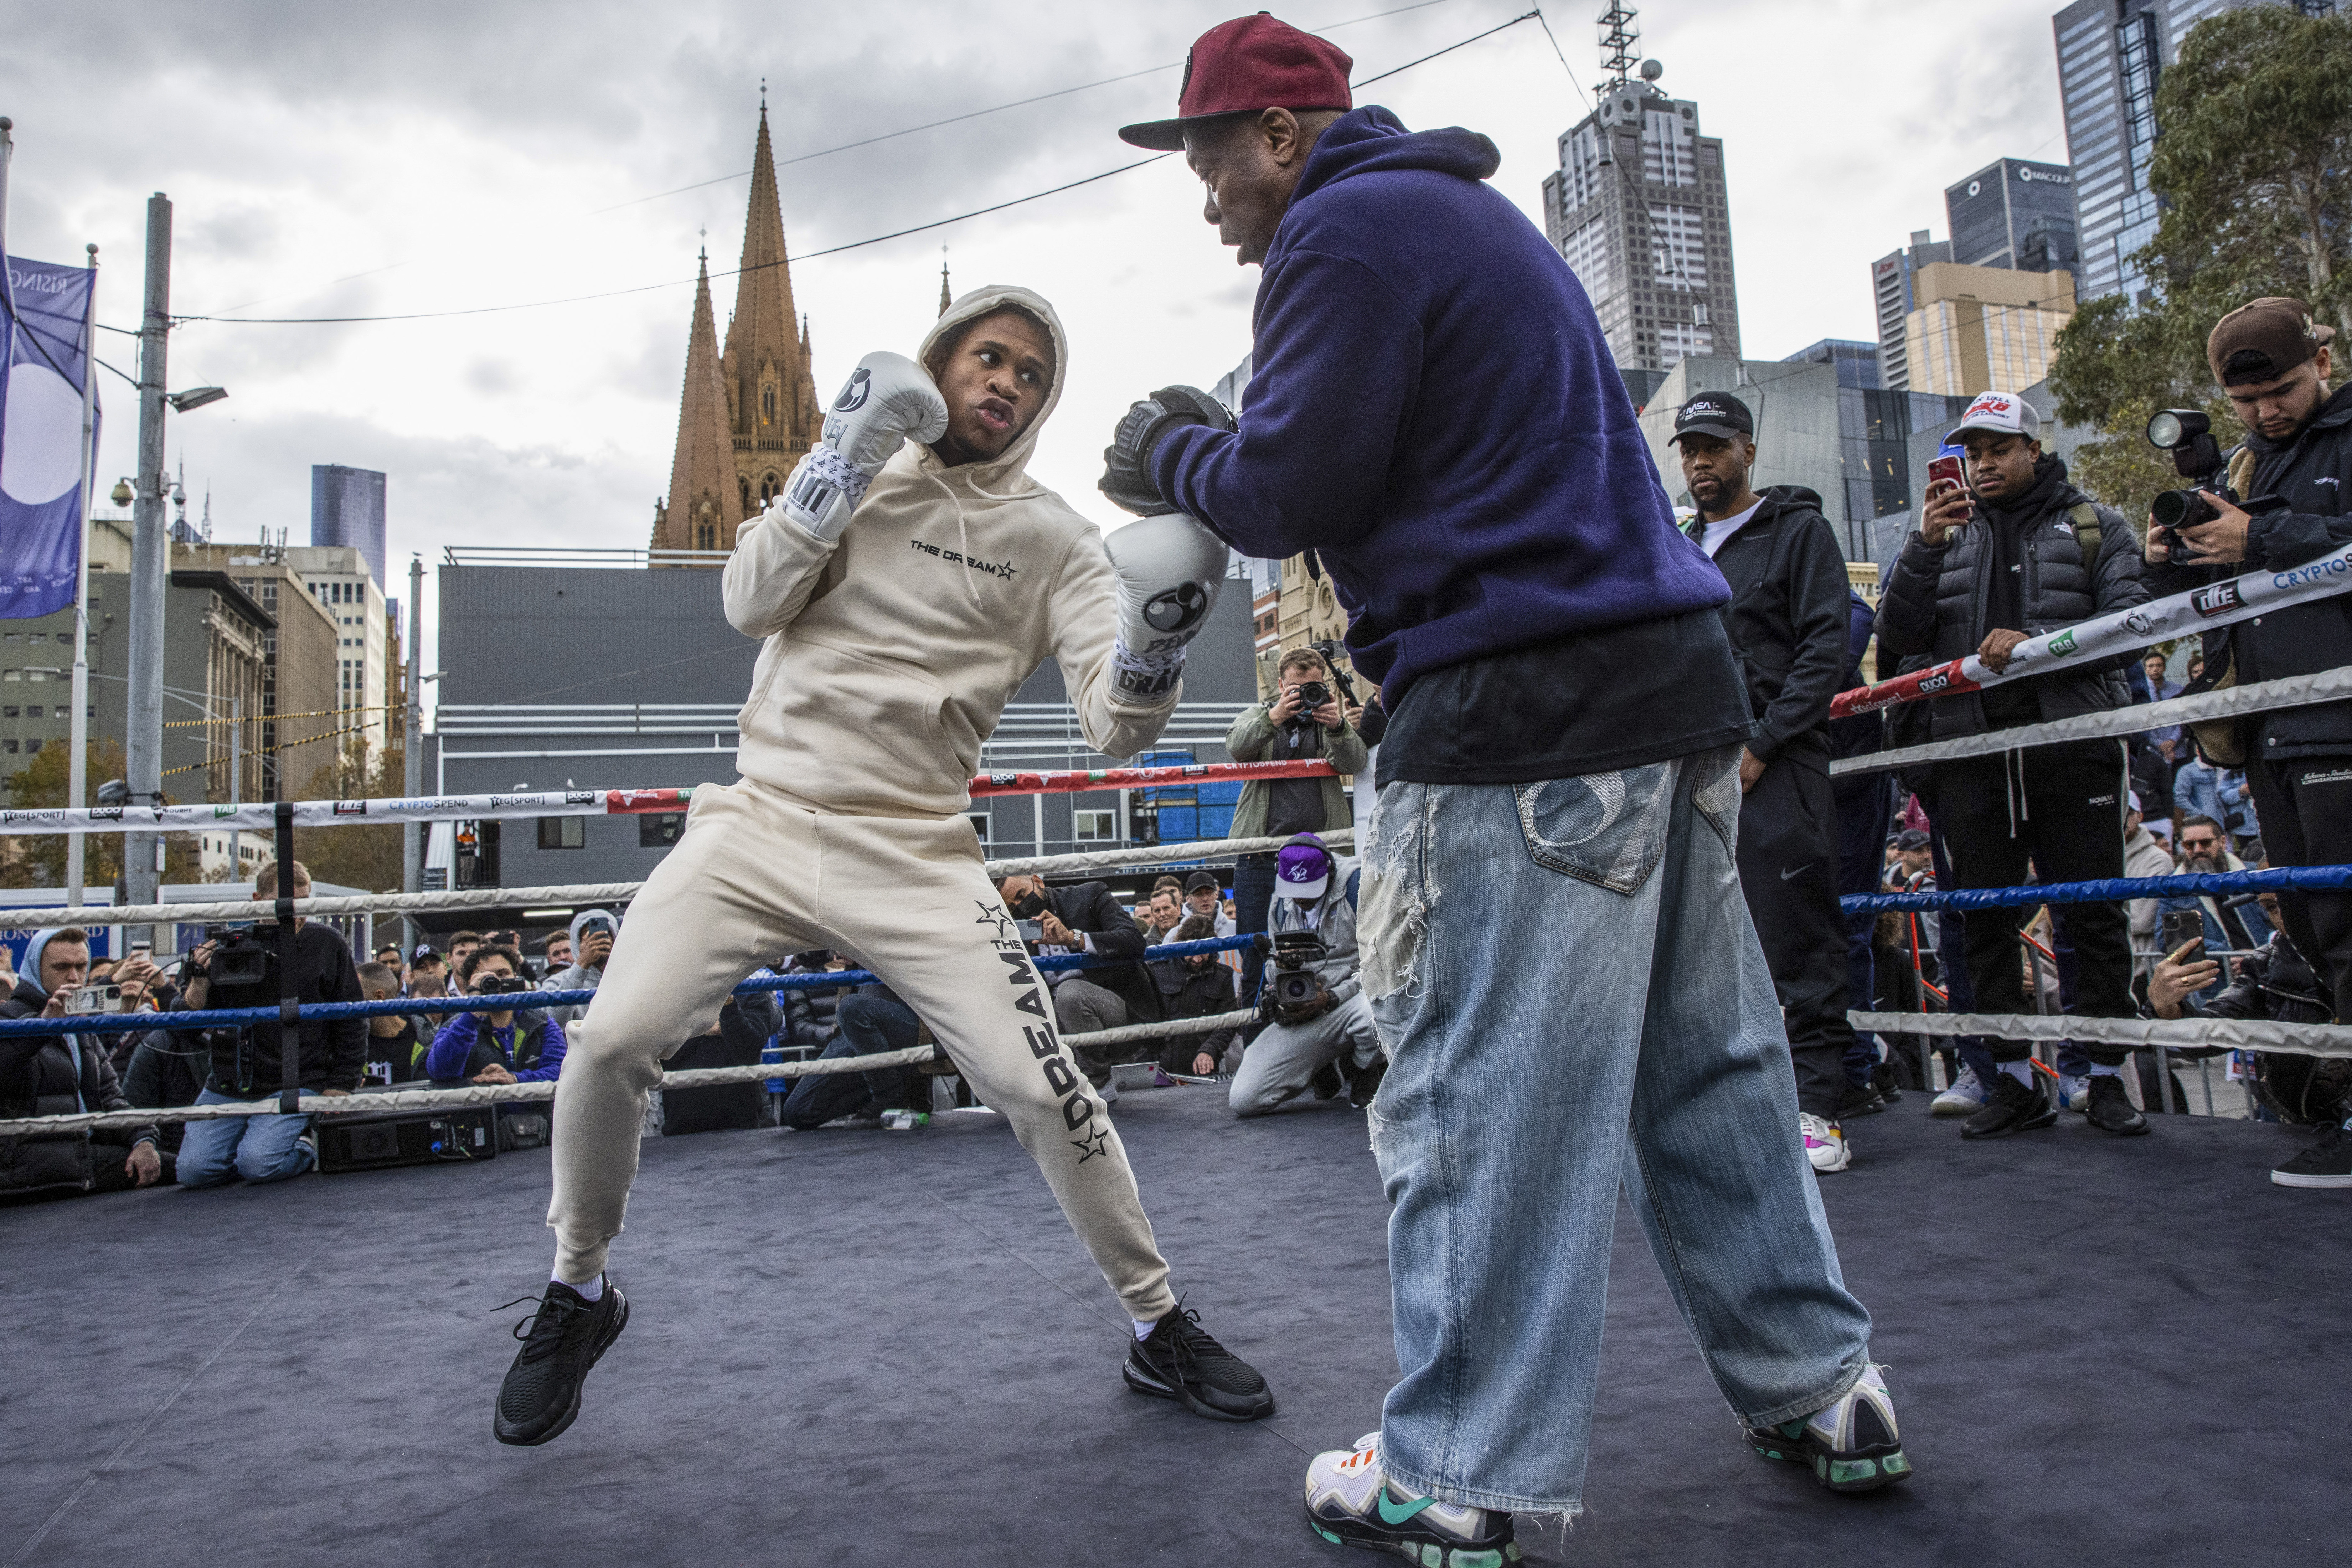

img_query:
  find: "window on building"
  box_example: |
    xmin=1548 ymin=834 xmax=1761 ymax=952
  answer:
xmin=537 ymin=816 xmax=587 ymax=850
xmin=25 ymin=706 xmax=41 ymax=719
xmin=2 ymin=740 xmax=15 ymax=753
xmin=639 ymin=813 xmax=686 ymax=848
xmin=25 ymin=739 xmax=39 ymax=754
xmin=965 ymin=812 xmax=991 ymax=843
xmin=1074 ymin=808 xmax=1117 ymax=843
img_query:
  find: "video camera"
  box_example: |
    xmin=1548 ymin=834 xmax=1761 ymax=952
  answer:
xmin=200 ymin=922 xmax=272 ymax=987
xmin=2145 ymin=409 xmax=2237 ymax=534
xmin=1263 ymin=929 xmax=1330 ymax=1025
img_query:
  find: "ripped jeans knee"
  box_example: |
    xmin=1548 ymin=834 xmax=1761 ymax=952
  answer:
xmin=1360 ymin=782 xmax=1436 ymax=1006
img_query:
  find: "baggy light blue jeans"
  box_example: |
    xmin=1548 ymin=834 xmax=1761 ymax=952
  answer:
xmin=1358 ymin=745 xmax=1874 ymax=1514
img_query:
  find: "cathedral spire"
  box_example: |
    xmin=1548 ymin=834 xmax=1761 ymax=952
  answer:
xmin=939 ymin=244 xmax=952 ymax=317
xmin=721 ymin=97 xmax=821 ymax=518
xmin=655 ymin=248 xmax=740 ymax=557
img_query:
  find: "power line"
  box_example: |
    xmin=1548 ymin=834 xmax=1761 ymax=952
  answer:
xmin=171 ymin=2 xmax=1518 ymax=331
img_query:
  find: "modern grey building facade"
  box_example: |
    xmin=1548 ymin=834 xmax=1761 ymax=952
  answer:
xmin=1871 ymin=232 xmax=1953 ymax=393
xmin=310 ymin=464 xmax=388 ymax=590
xmin=1946 ymin=158 xmax=2079 ymax=273
xmin=1541 ymin=80 xmax=1740 ymax=375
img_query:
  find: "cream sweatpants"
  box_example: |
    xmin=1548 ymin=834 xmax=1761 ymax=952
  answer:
xmin=546 ymin=778 xmax=1177 ymax=1321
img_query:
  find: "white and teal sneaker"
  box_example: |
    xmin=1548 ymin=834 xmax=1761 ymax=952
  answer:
xmin=1746 ymin=1364 xmax=1913 ymax=1493
xmin=1304 ymin=1434 xmax=1522 ymax=1567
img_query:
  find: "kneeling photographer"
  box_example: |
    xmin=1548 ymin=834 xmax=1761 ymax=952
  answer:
xmin=1231 ymin=835 xmax=1382 ymax=1116
xmin=2144 ymin=298 xmax=2352 ymax=1039
xmin=172 ymin=859 xmax=366 ymax=1189
xmin=424 ymin=944 xmax=568 ymax=1084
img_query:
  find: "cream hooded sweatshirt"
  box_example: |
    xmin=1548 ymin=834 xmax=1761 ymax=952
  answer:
xmin=723 ymin=285 xmax=1180 ymax=819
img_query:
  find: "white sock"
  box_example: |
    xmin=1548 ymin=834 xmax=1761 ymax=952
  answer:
xmin=1133 ymin=1317 xmax=1159 ymax=1341
xmin=2001 ymin=1061 xmax=2036 ymax=1087
xmin=555 ymin=1272 xmax=603 ymax=1302
xmin=2088 ymin=1064 xmax=2121 ymax=1077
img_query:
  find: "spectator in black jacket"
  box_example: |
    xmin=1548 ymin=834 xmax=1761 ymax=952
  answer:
xmin=0 ymin=927 xmax=163 ymax=1195
xmin=1829 ymin=589 xmax=1899 ymax=1111
xmin=1875 ymin=391 xmax=2152 ymax=1140
xmin=1150 ymin=914 xmax=1243 ymax=1077
xmin=1675 ymin=395 xmax=1865 ymax=1173
xmin=2144 ymin=298 xmax=2352 ymax=1037
xmin=997 ymin=872 xmax=1159 ymax=1095
xmin=172 ymin=859 xmax=366 ymax=1188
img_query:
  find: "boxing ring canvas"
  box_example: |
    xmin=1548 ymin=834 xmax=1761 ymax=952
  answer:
xmin=3 ymin=1087 xmax=2346 ymax=1565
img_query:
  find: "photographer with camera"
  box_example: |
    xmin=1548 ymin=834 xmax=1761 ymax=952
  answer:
xmin=0 ymin=927 xmax=163 ymax=1195
xmin=424 ymin=945 xmax=568 ymax=1085
xmin=1875 ymin=391 xmax=2154 ymax=1140
xmin=1230 ymin=835 xmax=1380 ymax=1116
xmin=172 ymin=859 xmax=366 ymax=1189
xmin=544 ymin=910 xmax=618 ymax=1031
xmin=1224 ymin=648 xmax=1368 ymax=1010
xmin=2143 ymin=300 xmax=2352 ymax=1058
xmin=996 ymin=872 xmax=1162 ymax=1097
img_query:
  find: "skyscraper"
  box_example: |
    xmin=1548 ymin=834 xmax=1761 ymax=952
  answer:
xmin=1541 ymin=69 xmax=1740 ymax=381
xmin=310 ymin=464 xmax=386 ymax=590
xmin=1871 ymin=231 xmax=1953 ymax=392
xmin=2052 ymin=0 xmax=2260 ymax=304
xmin=1945 ymin=158 xmax=2079 ymax=273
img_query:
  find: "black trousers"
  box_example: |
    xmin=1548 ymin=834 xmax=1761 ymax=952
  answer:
xmin=2248 ymin=752 xmax=2352 ymax=1023
xmin=1934 ymin=740 xmax=2133 ymax=1065
xmin=1832 ymin=770 xmax=1893 ymax=1080
xmin=1735 ymin=755 xmax=1853 ymax=1116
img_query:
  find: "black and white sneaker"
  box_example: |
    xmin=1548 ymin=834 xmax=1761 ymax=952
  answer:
xmin=2272 ymin=1117 xmax=2352 ymax=1189
xmin=1124 ymin=1303 xmax=1275 ymax=1422
xmin=493 ymin=1276 xmax=630 ymax=1446
xmin=1960 ymin=1071 xmax=2058 ymax=1139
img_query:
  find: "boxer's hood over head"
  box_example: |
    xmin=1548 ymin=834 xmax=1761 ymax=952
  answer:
xmin=918 ymin=284 xmax=1068 ymax=494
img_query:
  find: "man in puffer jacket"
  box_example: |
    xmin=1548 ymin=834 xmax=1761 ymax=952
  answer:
xmin=0 ymin=927 xmax=163 ymax=1194
xmin=1875 ymin=391 xmax=2151 ymax=1140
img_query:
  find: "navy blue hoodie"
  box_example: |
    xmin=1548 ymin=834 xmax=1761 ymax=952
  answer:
xmin=1155 ymin=107 xmax=1734 ymax=721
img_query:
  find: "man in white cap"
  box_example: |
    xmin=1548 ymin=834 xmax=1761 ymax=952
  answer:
xmin=1228 ymin=833 xmax=1381 ymax=1115
xmin=1875 ymin=391 xmax=2152 ymax=1140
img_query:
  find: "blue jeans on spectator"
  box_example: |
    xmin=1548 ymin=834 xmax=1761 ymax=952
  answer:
xmin=1357 ymin=747 xmax=1873 ymax=1514
xmin=779 ymin=993 xmax=924 ymax=1129
xmin=175 ymin=1087 xmax=317 ymax=1187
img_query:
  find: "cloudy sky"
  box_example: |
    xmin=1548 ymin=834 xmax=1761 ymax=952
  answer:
xmin=7 ymin=0 xmax=2068 ymax=680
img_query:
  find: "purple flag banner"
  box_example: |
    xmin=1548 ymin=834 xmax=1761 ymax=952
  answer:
xmin=0 ymin=254 xmax=97 ymax=619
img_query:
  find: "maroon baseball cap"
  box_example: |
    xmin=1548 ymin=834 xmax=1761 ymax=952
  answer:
xmin=1119 ymin=13 xmax=1353 ymax=151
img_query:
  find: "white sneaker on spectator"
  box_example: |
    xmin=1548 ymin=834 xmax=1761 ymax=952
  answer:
xmin=2058 ymin=1073 xmax=2091 ymax=1113
xmin=1802 ymin=1113 xmax=1851 ymax=1174
xmin=1931 ymin=1065 xmax=1987 ymax=1117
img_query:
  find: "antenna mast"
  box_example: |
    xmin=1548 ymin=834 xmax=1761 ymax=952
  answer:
xmin=1596 ymin=3 xmax=1640 ymax=97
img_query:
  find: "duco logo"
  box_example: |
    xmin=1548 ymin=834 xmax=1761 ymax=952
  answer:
xmin=1917 ymin=673 xmax=1951 ymax=693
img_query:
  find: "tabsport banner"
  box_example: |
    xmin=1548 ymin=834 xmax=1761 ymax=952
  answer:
xmin=0 ymin=253 xmax=97 ymax=619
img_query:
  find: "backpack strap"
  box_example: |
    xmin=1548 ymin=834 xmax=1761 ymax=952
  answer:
xmin=2066 ymin=501 xmax=2103 ymax=563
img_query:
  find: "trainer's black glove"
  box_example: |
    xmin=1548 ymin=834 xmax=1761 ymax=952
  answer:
xmin=1100 ymin=385 xmax=1236 ymax=516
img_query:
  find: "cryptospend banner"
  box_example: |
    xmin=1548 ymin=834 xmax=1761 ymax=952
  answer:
xmin=0 ymin=254 xmax=97 ymax=619
xmin=1831 ymin=540 xmax=2352 ymax=719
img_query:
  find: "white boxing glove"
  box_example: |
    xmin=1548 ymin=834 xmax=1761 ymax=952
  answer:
xmin=778 ymin=351 xmax=950 ymax=543
xmin=1103 ymin=511 xmax=1229 ymax=703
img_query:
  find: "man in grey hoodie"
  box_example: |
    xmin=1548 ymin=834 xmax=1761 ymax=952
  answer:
xmin=543 ymin=910 xmax=617 ymax=1030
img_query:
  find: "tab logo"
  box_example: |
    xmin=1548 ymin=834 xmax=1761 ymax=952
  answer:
xmin=2046 ymin=630 xmax=2078 ymax=657
xmin=2191 ymin=582 xmax=2244 ymax=618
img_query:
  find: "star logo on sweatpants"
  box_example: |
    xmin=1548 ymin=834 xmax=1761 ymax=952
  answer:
xmin=1071 ymin=1124 xmax=1110 ymax=1163
xmin=973 ymin=900 xmax=1014 ymax=939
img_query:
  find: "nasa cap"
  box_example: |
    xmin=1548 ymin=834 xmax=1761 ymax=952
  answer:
xmin=1671 ymin=392 xmax=1754 ymax=444
xmin=1950 ymin=390 xmax=2040 ymax=442
xmin=1119 ymin=14 xmax=1353 ymax=151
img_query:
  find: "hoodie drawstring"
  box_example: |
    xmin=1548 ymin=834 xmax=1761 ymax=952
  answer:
xmin=930 ymin=465 xmax=1045 ymax=610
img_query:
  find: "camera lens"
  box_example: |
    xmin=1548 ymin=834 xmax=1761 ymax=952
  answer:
xmin=2151 ymin=489 xmax=2219 ymax=531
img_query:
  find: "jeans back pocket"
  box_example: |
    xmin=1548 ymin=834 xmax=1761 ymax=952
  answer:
xmin=1512 ymin=764 xmax=1674 ymax=895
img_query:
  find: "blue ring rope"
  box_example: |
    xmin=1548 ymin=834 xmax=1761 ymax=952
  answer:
xmin=1843 ymin=862 xmax=2352 ymax=914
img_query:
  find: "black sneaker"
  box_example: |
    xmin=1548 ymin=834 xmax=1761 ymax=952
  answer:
xmin=1836 ymin=1078 xmax=1887 ymax=1119
xmin=1310 ymin=1061 xmax=1346 ymax=1102
xmin=1960 ymin=1071 xmax=2057 ymax=1139
xmin=1871 ymin=1059 xmax=1905 ymax=1103
xmin=1343 ymin=1054 xmax=1388 ymax=1110
xmin=1124 ymin=1303 xmax=1275 ymax=1422
xmin=493 ymin=1277 xmax=630 ymax=1446
xmin=2082 ymin=1072 xmax=2151 ymax=1137
xmin=2272 ymin=1118 xmax=2352 ymax=1188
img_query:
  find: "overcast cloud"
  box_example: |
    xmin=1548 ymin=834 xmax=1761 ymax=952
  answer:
xmin=4 ymin=0 xmax=2066 ymax=680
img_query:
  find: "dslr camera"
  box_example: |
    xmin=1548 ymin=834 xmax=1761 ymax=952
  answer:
xmin=199 ymin=922 xmax=272 ymax=987
xmin=472 ymin=974 xmax=531 ymax=996
xmin=2144 ymin=409 xmax=2237 ymax=536
xmin=1263 ymin=930 xmax=1330 ymax=1025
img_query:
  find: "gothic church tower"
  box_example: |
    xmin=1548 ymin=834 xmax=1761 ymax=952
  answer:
xmin=652 ymin=98 xmax=822 ymax=554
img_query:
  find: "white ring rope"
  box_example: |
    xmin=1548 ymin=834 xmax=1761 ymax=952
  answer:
xmin=1829 ymin=665 xmax=2352 ymax=776
xmin=1850 ymin=1010 xmax=2352 ymax=1059
xmin=0 ymin=1012 xmax=1270 ymax=1137
xmin=0 ymin=833 xmax=1349 ymax=931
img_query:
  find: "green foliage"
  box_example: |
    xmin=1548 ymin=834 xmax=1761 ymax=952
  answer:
xmin=292 ymin=740 xmax=407 ymax=894
xmin=1 ymin=738 xmax=202 ymax=889
xmin=2049 ymin=7 xmax=2352 ymax=509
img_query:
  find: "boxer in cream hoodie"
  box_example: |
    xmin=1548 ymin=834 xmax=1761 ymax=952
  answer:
xmin=492 ymin=286 xmax=1273 ymax=1448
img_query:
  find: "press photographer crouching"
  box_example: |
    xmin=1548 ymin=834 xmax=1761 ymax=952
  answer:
xmin=1231 ymin=835 xmax=1381 ymax=1116
xmin=0 ymin=927 xmax=163 ymax=1196
xmin=424 ymin=945 xmax=568 ymax=1085
xmin=172 ymin=859 xmax=366 ymax=1188
xmin=2142 ymin=298 xmax=2352 ymax=1041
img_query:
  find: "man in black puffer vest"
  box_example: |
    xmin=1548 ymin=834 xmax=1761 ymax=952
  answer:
xmin=1876 ymin=391 xmax=2152 ymax=1141
xmin=1673 ymin=394 xmax=1864 ymax=1174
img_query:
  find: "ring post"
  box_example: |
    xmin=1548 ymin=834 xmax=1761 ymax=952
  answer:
xmin=274 ymin=800 xmax=300 ymax=1115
